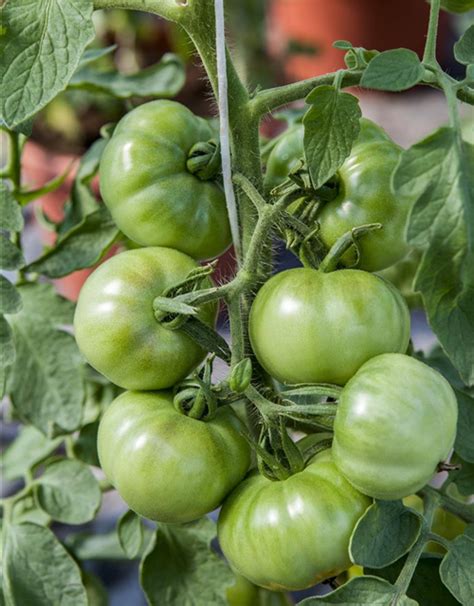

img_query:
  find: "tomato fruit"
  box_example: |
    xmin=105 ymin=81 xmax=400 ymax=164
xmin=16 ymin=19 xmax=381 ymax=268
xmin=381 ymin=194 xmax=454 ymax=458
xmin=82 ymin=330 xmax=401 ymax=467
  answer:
xmin=316 ymin=122 xmax=411 ymax=271
xmin=97 ymin=391 xmax=250 ymax=523
xmin=218 ymin=448 xmax=371 ymax=591
xmin=74 ymin=247 xmax=217 ymax=390
xmin=100 ymin=100 xmax=231 ymax=260
xmin=249 ymin=267 xmax=410 ymax=385
xmin=264 ymin=125 xmax=304 ymax=191
xmin=333 ymin=354 xmax=458 ymax=500
xmin=264 ymin=119 xmax=411 ymax=271
xmin=377 ymin=249 xmax=422 ymax=309
xmin=227 ymin=575 xmax=292 ymax=606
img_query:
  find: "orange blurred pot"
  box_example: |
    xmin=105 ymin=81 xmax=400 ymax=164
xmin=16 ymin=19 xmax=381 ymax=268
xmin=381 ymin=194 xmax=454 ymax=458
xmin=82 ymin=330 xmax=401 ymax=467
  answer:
xmin=22 ymin=141 xmax=104 ymax=301
xmin=268 ymin=0 xmax=449 ymax=81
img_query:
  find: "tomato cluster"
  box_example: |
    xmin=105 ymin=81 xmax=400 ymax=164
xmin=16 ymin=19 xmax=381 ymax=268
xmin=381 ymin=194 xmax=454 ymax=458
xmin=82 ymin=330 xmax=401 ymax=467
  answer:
xmin=73 ymin=103 xmax=460 ymax=597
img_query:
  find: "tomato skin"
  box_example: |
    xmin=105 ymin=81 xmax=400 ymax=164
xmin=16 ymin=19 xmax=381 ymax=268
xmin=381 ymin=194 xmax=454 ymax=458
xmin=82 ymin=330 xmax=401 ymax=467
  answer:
xmin=226 ymin=575 xmax=293 ymax=606
xmin=74 ymin=247 xmax=217 ymax=390
xmin=264 ymin=126 xmax=304 ymax=191
xmin=97 ymin=391 xmax=251 ymax=523
xmin=264 ymin=119 xmax=411 ymax=271
xmin=249 ymin=267 xmax=410 ymax=386
xmin=100 ymin=100 xmax=231 ymax=260
xmin=316 ymin=133 xmax=411 ymax=272
xmin=218 ymin=448 xmax=371 ymax=591
xmin=333 ymin=354 xmax=458 ymax=500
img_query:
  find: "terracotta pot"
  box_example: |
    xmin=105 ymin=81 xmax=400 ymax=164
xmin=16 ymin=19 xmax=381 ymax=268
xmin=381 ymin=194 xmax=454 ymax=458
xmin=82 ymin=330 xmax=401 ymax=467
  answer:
xmin=22 ymin=142 xmax=102 ymax=301
xmin=268 ymin=0 xmax=449 ymax=81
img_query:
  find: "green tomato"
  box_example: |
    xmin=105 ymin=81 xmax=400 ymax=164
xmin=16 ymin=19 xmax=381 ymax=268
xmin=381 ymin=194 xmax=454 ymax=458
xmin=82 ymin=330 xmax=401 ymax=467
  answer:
xmin=98 ymin=390 xmax=250 ymax=523
xmin=377 ymin=249 xmax=423 ymax=309
xmin=74 ymin=247 xmax=217 ymax=390
xmin=100 ymin=100 xmax=231 ymax=260
xmin=218 ymin=448 xmax=371 ymax=591
xmin=249 ymin=267 xmax=410 ymax=385
xmin=264 ymin=126 xmax=304 ymax=191
xmin=333 ymin=354 xmax=458 ymax=500
xmin=264 ymin=119 xmax=411 ymax=271
xmin=316 ymin=124 xmax=411 ymax=271
xmin=227 ymin=575 xmax=293 ymax=606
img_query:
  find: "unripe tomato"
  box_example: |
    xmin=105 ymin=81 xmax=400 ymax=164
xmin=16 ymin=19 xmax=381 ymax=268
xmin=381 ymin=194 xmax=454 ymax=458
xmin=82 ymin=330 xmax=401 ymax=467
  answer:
xmin=333 ymin=354 xmax=458 ymax=500
xmin=264 ymin=119 xmax=411 ymax=271
xmin=264 ymin=126 xmax=304 ymax=191
xmin=249 ymin=268 xmax=410 ymax=385
xmin=316 ymin=127 xmax=411 ymax=271
xmin=226 ymin=575 xmax=293 ymax=606
xmin=74 ymin=247 xmax=217 ymax=390
xmin=218 ymin=448 xmax=371 ymax=591
xmin=98 ymin=391 xmax=251 ymax=523
xmin=100 ymin=100 xmax=231 ymax=260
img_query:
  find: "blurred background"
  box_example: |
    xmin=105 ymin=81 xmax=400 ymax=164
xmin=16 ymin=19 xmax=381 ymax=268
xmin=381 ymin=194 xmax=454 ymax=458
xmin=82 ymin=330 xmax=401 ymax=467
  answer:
xmin=1 ymin=1 xmax=473 ymax=604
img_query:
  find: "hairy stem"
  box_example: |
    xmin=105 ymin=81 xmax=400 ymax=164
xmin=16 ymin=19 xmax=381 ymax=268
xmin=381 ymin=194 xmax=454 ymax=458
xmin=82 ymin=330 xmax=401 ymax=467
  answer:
xmin=423 ymin=0 xmax=441 ymax=68
xmin=394 ymin=490 xmax=439 ymax=598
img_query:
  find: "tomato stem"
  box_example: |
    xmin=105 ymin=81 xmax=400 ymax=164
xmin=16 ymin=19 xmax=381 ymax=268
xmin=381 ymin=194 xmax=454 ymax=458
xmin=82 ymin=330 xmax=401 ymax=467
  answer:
xmin=318 ymin=223 xmax=382 ymax=273
xmin=394 ymin=489 xmax=439 ymax=598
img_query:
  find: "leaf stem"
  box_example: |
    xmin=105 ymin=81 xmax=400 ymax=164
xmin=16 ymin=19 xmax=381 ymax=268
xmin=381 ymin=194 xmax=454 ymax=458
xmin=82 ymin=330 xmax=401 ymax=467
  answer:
xmin=419 ymin=485 xmax=474 ymax=523
xmin=249 ymin=70 xmax=363 ymax=118
xmin=422 ymin=0 xmax=441 ymax=68
xmin=394 ymin=489 xmax=439 ymax=599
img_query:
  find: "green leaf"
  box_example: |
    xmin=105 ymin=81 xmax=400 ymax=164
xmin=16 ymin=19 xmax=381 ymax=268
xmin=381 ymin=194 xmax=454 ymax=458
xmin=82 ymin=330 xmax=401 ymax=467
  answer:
xmin=72 ymin=421 xmax=100 ymax=467
xmin=2 ymin=523 xmax=88 ymax=606
xmin=451 ymin=455 xmax=474 ymax=496
xmin=82 ymin=571 xmax=109 ymax=606
xmin=393 ymin=130 xmax=474 ymax=386
xmin=454 ymin=25 xmax=474 ymax=65
xmin=298 ymin=576 xmax=418 ymax=605
xmin=0 ymin=181 xmax=24 ymax=231
xmin=140 ymin=518 xmax=234 ymax=606
xmin=26 ymin=205 xmax=118 ymax=278
xmin=0 ymin=0 xmax=95 ymax=129
xmin=350 ymin=500 xmax=422 ymax=568
xmin=360 ymin=49 xmax=424 ymax=91
xmin=17 ymin=161 xmax=75 ymax=205
xmin=118 ymin=510 xmax=144 ymax=559
xmin=366 ymin=554 xmax=460 ymax=606
xmin=0 ymin=276 xmax=22 ymax=315
xmin=0 ymin=315 xmax=15 ymax=369
xmin=11 ymin=495 xmax=51 ymax=526
xmin=69 ymin=52 xmax=186 ymax=99
xmin=1 ymin=425 xmax=62 ymax=482
xmin=0 ymin=234 xmax=24 ymax=270
xmin=77 ymin=45 xmax=117 ymax=69
xmin=6 ymin=283 xmax=85 ymax=436
xmin=67 ymin=528 xmax=154 ymax=561
xmin=440 ymin=535 xmax=474 ymax=605
xmin=464 ymin=525 xmax=474 ymax=540
xmin=333 ymin=40 xmax=354 ymax=50
xmin=303 ymin=86 xmax=361 ymax=189
xmin=455 ymin=389 xmax=474 ymax=463
xmin=35 ymin=458 xmax=101 ymax=524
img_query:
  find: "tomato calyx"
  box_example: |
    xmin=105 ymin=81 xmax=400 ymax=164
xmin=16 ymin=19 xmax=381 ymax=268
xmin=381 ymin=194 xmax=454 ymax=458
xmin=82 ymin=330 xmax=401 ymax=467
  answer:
xmin=255 ymin=421 xmax=305 ymax=481
xmin=173 ymin=356 xmax=218 ymax=421
xmin=186 ymin=139 xmax=221 ymax=181
xmin=318 ymin=222 xmax=383 ymax=272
